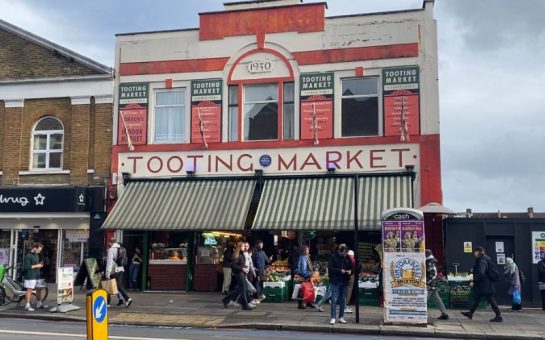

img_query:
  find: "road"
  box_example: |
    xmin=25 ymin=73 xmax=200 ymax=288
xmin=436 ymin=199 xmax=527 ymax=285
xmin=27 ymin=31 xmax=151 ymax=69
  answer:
xmin=0 ymin=318 xmax=443 ymax=340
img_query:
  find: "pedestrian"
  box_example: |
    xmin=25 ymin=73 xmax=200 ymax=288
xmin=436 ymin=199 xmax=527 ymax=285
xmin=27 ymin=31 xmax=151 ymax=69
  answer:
xmin=297 ymin=245 xmax=314 ymax=309
xmin=315 ymin=284 xmax=332 ymax=312
xmin=129 ymin=248 xmax=142 ymax=291
xmin=222 ymin=241 xmax=254 ymax=310
xmin=461 ymin=246 xmax=503 ymax=322
xmin=538 ymin=253 xmax=545 ymax=311
xmin=425 ymin=249 xmax=449 ymax=320
xmin=344 ymin=250 xmax=356 ymax=314
xmin=327 ymin=244 xmax=353 ymax=324
xmin=252 ymin=241 xmax=270 ymax=302
xmin=243 ymin=242 xmax=259 ymax=305
xmin=288 ymin=244 xmax=300 ymax=278
xmin=504 ymin=257 xmax=522 ymax=311
xmin=105 ymin=238 xmax=132 ymax=308
xmin=23 ymin=243 xmax=45 ymax=311
xmin=222 ymin=242 xmax=235 ymax=295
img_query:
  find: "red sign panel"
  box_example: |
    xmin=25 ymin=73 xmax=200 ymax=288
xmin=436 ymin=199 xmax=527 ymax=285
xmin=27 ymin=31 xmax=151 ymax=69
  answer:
xmin=118 ymin=105 xmax=147 ymax=146
xmin=384 ymin=91 xmax=420 ymax=138
xmin=300 ymin=99 xmax=333 ymax=140
xmin=191 ymin=101 xmax=221 ymax=144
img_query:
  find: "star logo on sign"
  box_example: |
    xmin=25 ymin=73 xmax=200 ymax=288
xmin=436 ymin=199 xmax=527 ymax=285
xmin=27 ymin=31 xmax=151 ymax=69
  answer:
xmin=34 ymin=193 xmax=46 ymax=206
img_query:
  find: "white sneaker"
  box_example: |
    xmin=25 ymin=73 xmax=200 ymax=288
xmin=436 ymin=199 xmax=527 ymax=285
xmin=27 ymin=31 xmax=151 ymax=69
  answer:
xmin=259 ymin=294 xmax=266 ymax=301
xmin=329 ymin=318 xmax=335 ymax=325
xmin=345 ymin=307 xmax=353 ymax=314
xmin=25 ymin=305 xmax=35 ymax=312
xmin=339 ymin=317 xmax=347 ymax=324
xmin=251 ymin=299 xmax=260 ymax=304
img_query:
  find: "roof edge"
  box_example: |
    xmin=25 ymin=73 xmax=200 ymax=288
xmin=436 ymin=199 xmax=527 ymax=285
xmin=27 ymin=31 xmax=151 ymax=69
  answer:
xmin=0 ymin=18 xmax=112 ymax=75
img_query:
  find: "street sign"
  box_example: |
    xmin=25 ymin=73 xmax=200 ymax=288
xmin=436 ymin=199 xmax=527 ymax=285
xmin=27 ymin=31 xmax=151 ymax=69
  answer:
xmin=86 ymin=289 xmax=108 ymax=340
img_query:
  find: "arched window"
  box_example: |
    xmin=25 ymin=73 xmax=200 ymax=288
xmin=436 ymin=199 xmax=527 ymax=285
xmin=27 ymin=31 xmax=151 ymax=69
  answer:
xmin=31 ymin=117 xmax=64 ymax=170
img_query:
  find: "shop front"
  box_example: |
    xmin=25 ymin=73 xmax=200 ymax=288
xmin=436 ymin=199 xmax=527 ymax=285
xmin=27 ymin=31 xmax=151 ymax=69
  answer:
xmin=103 ymin=172 xmax=414 ymax=293
xmin=0 ymin=187 xmax=92 ymax=282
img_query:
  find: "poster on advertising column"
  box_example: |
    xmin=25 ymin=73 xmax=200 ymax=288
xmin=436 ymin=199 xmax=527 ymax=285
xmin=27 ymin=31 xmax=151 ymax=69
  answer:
xmin=300 ymin=73 xmax=334 ymax=141
xmin=382 ymin=66 xmax=420 ymax=140
xmin=191 ymin=79 xmax=222 ymax=145
xmin=382 ymin=211 xmax=427 ymax=325
xmin=117 ymin=83 xmax=149 ymax=146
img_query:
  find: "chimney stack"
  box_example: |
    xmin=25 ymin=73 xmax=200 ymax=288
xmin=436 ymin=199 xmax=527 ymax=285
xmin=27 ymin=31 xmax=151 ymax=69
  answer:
xmin=528 ymin=207 xmax=534 ymax=218
xmin=466 ymin=208 xmax=472 ymax=218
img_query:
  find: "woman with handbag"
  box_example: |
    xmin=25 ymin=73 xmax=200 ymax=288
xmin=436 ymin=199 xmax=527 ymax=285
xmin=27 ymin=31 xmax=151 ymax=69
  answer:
xmin=296 ymin=245 xmax=316 ymax=309
xmin=505 ymin=257 xmax=522 ymax=311
xmin=222 ymin=242 xmax=254 ymax=310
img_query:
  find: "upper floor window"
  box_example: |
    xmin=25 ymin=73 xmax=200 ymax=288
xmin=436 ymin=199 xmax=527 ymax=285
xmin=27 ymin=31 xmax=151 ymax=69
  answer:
xmin=244 ymin=84 xmax=279 ymax=141
xmin=341 ymin=77 xmax=380 ymax=137
xmin=32 ymin=117 xmax=63 ymax=170
xmin=154 ymin=89 xmax=186 ymax=142
xmin=283 ymin=82 xmax=295 ymax=140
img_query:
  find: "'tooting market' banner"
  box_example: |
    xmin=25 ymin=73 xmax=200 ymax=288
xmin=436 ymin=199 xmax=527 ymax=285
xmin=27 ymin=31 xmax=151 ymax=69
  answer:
xmin=382 ymin=66 xmax=420 ymax=140
xmin=300 ymin=73 xmax=334 ymax=141
xmin=191 ymin=79 xmax=222 ymax=145
xmin=117 ymin=83 xmax=149 ymax=146
xmin=382 ymin=219 xmax=428 ymax=325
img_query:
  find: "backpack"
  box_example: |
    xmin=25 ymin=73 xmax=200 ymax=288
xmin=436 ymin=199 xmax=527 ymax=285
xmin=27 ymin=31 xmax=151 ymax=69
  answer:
xmin=115 ymin=246 xmax=128 ymax=267
xmin=486 ymin=259 xmax=500 ymax=282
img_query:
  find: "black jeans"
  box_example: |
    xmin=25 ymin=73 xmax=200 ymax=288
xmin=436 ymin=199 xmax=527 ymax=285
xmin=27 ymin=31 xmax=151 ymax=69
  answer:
xmin=112 ymin=271 xmax=130 ymax=301
xmin=223 ymin=272 xmax=249 ymax=308
xmin=540 ymin=289 xmax=545 ymax=310
xmin=470 ymin=294 xmax=501 ymax=316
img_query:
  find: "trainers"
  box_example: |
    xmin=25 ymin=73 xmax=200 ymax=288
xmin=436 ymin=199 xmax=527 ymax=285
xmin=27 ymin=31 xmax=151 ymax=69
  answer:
xmin=125 ymin=298 xmax=133 ymax=308
xmin=339 ymin=317 xmax=347 ymax=324
xmin=438 ymin=314 xmax=449 ymax=320
xmin=329 ymin=318 xmax=335 ymax=325
xmin=317 ymin=306 xmax=324 ymax=312
xmin=251 ymin=299 xmax=260 ymax=304
xmin=117 ymin=300 xmax=125 ymax=306
xmin=490 ymin=316 xmax=503 ymax=322
xmin=259 ymin=294 xmax=266 ymax=301
xmin=461 ymin=311 xmax=473 ymax=320
xmin=344 ymin=307 xmax=353 ymax=314
xmin=25 ymin=306 xmax=35 ymax=312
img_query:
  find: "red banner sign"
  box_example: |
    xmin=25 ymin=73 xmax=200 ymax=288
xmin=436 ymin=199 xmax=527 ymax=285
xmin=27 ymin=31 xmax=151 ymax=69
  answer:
xmin=300 ymin=99 xmax=333 ymax=140
xmin=191 ymin=101 xmax=221 ymax=144
xmin=118 ymin=105 xmax=147 ymax=146
xmin=384 ymin=91 xmax=420 ymax=138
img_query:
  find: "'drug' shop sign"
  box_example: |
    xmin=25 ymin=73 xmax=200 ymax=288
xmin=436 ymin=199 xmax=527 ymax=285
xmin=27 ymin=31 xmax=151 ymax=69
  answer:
xmin=118 ymin=144 xmax=419 ymax=178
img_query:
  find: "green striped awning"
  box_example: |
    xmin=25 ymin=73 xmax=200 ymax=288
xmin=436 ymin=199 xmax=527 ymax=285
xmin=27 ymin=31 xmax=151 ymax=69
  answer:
xmin=102 ymin=179 xmax=256 ymax=230
xmin=252 ymin=175 xmax=413 ymax=231
xmin=252 ymin=177 xmax=355 ymax=230
xmin=358 ymin=176 xmax=413 ymax=229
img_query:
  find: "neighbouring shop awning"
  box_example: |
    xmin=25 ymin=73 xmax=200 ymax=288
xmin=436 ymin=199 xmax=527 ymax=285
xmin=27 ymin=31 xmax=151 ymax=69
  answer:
xmin=252 ymin=175 xmax=413 ymax=231
xmin=102 ymin=179 xmax=256 ymax=230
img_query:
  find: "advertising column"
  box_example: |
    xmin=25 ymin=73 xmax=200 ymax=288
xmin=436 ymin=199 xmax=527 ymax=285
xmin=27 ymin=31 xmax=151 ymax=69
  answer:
xmin=300 ymin=73 xmax=334 ymax=141
xmin=191 ymin=79 xmax=222 ymax=145
xmin=381 ymin=209 xmax=427 ymax=325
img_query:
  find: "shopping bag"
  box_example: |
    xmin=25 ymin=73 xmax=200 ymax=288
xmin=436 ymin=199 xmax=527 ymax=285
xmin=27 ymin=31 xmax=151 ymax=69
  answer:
xmin=292 ymin=283 xmax=302 ymax=300
xmin=513 ymin=290 xmax=521 ymax=305
xmin=100 ymin=279 xmax=118 ymax=295
xmin=301 ymin=281 xmax=315 ymax=303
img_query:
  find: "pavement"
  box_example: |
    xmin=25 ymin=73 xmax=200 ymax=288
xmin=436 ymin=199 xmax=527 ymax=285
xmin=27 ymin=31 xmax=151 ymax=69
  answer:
xmin=1 ymin=289 xmax=544 ymax=340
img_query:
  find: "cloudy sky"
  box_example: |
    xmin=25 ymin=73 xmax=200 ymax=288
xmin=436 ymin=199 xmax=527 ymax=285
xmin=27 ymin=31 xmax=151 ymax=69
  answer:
xmin=1 ymin=0 xmax=544 ymax=213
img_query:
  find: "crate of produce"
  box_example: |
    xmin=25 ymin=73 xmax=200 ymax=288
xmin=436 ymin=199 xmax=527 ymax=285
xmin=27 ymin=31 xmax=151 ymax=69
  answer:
xmin=263 ymin=286 xmax=287 ymax=303
xmin=358 ymin=288 xmax=379 ymax=306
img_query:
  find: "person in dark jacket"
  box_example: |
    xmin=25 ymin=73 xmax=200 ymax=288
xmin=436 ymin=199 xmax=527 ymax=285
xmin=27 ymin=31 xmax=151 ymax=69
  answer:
xmin=222 ymin=242 xmax=254 ymax=310
xmin=537 ymin=253 xmax=545 ymax=311
xmin=461 ymin=247 xmax=503 ymax=322
xmin=252 ymin=241 xmax=270 ymax=301
xmin=288 ymin=245 xmax=300 ymax=278
xmin=222 ymin=242 xmax=235 ymax=295
xmin=327 ymin=244 xmax=353 ymax=325
xmin=426 ymin=249 xmax=449 ymax=320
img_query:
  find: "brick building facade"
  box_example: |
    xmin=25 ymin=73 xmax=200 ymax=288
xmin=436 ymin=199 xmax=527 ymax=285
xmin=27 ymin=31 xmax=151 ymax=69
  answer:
xmin=0 ymin=19 xmax=113 ymax=282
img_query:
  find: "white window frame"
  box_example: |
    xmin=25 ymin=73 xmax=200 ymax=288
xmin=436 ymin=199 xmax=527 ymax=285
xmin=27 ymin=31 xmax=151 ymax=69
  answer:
xmin=151 ymin=87 xmax=189 ymax=144
xmin=243 ymin=83 xmax=280 ymax=142
xmin=31 ymin=117 xmax=64 ymax=171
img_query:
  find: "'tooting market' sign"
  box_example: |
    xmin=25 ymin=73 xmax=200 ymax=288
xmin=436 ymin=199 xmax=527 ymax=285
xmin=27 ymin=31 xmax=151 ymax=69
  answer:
xmin=191 ymin=79 xmax=222 ymax=145
xmin=118 ymin=82 xmax=149 ymax=146
xmin=117 ymin=143 xmax=419 ymax=178
xmin=0 ymin=187 xmax=88 ymax=213
xmin=300 ymin=73 xmax=334 ymax=140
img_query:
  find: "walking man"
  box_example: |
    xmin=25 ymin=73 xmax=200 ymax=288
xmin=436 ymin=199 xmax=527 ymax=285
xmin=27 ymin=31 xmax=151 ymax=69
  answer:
xmin=222 ymin=242 xmax=235 ymax=295
xmin=461 ymin=247 xmax=503 ymax=322
xmin=23 ymin=243 xmax=45 ymax=311
xmin=425 ymin=249 xmax=449 ymax=320
xmin=105 ymin=238 xmax=132 ymax=307
xmin=252 ymin=241 xmax=270 ymax=301
xmin=327 ymin=244 xmax=353 ymax=324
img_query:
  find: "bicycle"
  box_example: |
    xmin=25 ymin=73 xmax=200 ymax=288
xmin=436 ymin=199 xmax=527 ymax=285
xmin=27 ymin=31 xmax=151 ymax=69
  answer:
xmin=0 ymin=264 xmax=49 ymax=307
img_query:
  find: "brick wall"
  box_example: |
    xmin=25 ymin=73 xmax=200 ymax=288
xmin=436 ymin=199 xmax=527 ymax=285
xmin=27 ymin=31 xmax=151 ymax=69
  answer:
xmin=0 ymin=98 xmax=113 ymax=186
xmin=0 ymin=29 xmax=103 ymax=80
